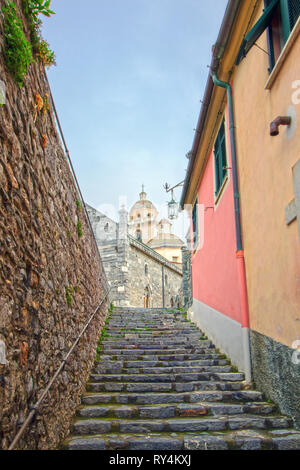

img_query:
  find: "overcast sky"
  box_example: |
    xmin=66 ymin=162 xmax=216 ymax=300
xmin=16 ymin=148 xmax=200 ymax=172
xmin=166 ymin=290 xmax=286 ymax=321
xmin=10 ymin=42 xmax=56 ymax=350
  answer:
xmin=42 ymin=0 xmax=228 ymax=239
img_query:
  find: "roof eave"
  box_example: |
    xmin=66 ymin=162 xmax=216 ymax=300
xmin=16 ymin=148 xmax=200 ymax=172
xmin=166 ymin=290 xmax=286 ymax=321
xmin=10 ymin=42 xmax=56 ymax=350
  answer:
xmin=180 ymin=0 xmax=242 ymax=209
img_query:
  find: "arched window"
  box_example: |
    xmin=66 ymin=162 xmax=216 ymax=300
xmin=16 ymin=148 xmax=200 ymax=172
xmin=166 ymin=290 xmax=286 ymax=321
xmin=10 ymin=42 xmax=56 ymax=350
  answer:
xmin=104 ymin=223 xmax=109 ymax=232
xmin=136 ymin=230 xmax=142 ymax=241
xmin=145 ymin=264 xmax=148 ymax=275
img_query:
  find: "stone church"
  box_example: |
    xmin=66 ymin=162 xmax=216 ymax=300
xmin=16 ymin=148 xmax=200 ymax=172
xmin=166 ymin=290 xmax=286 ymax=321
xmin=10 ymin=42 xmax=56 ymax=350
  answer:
xmin=86 ymin=188 xmax=185 ymax=308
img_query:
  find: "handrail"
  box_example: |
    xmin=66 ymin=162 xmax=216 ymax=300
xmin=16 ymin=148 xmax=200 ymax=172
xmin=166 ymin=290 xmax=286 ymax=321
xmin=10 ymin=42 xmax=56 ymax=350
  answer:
xmin=8 ymin=286 xmax=112 ymax=451
xmin=42 ymin=68 xmax=109 ymax=293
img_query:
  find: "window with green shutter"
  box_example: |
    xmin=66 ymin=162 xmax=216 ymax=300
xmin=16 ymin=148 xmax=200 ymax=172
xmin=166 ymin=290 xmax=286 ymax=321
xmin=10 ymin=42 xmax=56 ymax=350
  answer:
xmin=214 ymin=118 xmax=227 ymax=196
xmin=192 ymin=199 xmax=199 ymax=247
xmin=266 ymin=0 xmax=300 ymax=70
xmin=236 ymin=0 xmax=300 ymax=70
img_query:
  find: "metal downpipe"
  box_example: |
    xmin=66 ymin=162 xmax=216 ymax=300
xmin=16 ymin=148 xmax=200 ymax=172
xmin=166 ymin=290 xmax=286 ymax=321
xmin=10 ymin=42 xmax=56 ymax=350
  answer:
xmin=210 ymin=72 xmax=252 ymax=382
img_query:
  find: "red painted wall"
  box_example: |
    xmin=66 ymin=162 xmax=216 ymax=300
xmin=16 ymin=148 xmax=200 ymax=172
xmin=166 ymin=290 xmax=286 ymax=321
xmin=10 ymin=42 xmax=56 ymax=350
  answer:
xmin=191 ymin=111 xmax=243 ymax=324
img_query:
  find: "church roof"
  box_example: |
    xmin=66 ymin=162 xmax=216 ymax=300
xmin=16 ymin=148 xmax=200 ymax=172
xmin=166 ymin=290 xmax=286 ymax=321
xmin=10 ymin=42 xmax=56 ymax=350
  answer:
xmin=148 ymin=232 xmax=185 ymax=249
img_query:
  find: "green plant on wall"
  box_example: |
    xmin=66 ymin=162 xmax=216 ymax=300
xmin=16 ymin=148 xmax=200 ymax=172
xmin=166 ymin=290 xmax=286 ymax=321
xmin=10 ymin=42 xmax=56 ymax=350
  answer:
xmin=65 ymin=286 xmax=74 ymax=306
xmin=23 ymin=0 xmax=55 ymax=23
xmin=77 ymin=221 xmax=83 ymax=238
xmin=2 ymin=2 xmax=33 ymax=87
xmin=23 ymin=0 xmax=56 ymax=67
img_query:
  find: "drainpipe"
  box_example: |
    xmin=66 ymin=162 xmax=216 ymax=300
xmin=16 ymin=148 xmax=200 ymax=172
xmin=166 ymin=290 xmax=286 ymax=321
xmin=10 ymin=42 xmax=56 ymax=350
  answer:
xmin=210 ymin=72 xmax=252 ymax=383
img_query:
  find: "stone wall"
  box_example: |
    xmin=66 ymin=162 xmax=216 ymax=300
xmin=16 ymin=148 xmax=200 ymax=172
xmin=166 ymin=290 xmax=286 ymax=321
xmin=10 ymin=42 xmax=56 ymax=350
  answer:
xmin=0 ymin=0 xmax=108 ymax=450
xmin=128 ymin=237 xmax=183 ymax=308
xmin=87 ymin=205 xmax=183 ymax=308
xmin=250 ymin=330 xmax=300 ymax=429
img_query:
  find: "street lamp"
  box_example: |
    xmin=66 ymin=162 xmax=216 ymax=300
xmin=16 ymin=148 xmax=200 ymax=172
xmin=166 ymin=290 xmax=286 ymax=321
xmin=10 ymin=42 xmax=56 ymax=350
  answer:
xmin=167 ymin=190 xmax=179 ymax=220
xmin=164 ymin=181 xmax=184 ymax=220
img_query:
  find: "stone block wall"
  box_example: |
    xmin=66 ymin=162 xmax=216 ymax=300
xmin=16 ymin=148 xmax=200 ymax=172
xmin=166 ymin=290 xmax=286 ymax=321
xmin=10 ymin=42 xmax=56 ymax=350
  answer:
xmin=128 ymin=238 xmax=183 ymax=308
xmin=0 ymin=0 xmax=108 ymax=450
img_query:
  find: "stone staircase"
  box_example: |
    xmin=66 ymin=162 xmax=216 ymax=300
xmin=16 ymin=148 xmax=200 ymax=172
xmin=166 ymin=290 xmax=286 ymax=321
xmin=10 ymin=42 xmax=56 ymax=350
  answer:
xmin=64 ymin=307 xmax=300 ymax=450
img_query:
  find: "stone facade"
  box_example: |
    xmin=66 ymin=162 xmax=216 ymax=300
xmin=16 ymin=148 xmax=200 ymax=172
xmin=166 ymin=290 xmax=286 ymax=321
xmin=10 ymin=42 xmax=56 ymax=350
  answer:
xmin=250 ymin=330 xmax=300 ymax=429
xmin=0 ymin=0 xmax=108 ymax=450
xmin=87 ymin=205 xmax=183 ymax=308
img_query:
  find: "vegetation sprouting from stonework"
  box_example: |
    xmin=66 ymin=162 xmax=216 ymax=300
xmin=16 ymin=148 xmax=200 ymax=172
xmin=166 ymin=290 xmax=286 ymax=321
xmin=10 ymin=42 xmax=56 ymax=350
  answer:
xmin=23 ymin=0 xmax=56 ymax=67
xmin=1 ymin=1 xmax=55 ymax=88
xmin=2 ymin=2 xmax=33 ymax=87
xmin=65 ymin=285 xmax=74 ymax=306
xmin=77 ymin=221 xmax=83 ymax=238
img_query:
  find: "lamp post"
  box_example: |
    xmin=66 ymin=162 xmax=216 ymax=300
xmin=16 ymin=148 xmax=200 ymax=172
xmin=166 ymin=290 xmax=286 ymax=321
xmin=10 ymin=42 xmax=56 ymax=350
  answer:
xmin=163 ymin=181 xmax=184 ymax=220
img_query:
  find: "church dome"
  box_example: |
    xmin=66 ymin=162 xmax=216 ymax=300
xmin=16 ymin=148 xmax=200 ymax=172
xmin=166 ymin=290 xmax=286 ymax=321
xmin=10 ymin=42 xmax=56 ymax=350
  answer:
xmin=129 ymin=187 xmax=158 ymax=218
xmin=128 ymin=187 xmax=159 ymax=244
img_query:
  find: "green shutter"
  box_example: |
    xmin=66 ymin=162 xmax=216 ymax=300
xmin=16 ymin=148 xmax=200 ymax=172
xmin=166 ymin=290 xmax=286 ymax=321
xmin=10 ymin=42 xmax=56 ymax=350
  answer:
xmin=287 ymin=0 xmax=300 ymax=30
xmin=236 ymin=0 xmax=280 ymax=65
xmin=192 ymin=200 xmax=198 ymax=246
xmin=214 ymin=118 xmax=227 ymax=195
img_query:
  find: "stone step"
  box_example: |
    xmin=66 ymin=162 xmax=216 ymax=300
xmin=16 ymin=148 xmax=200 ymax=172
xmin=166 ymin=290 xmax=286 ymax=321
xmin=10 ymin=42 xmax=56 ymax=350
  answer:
xmin=106 ymin=326 xmax=199 ymax=331
xmin=87 ymin=372 xmax=245 ymax=386
xmin=101 ymin=338 xmax=210 ymax=344
xmin=77 ymin=401 xmax=277 ymax=420
xmin=65 ymin=429 xmax=300 ymax=450
xmin=105 ymin=332 xmax=205 ymax=338
xmin=84 ymin=381 xmax=245 ymax=395
xmin=66 ymin=306 xmax=300 ymax=451
xmin=82 ymin=389 xmax=264 ymax=406
xmin=71 ymin=414 xmax=293 ymax=435
xmin=92 ymin=365 xmax=233 ymax=375
xmin=102 ymin=341 xmax=213 ymax=350
xmin=98 ymin=353 xmax=226 ymax=361
xmin=101 ymin=347 xmax=217 ymax=355
xmin=95 ymin=359 xmax=230 ymax=368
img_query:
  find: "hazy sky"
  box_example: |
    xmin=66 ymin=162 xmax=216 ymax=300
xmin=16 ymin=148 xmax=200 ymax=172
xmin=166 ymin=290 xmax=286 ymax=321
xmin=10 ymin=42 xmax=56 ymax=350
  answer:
xmin=42 ymin=0 xmax=228 ymax=238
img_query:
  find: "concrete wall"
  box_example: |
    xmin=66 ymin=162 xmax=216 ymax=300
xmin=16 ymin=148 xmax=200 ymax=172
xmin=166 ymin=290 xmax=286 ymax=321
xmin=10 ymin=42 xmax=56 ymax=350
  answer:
xmin=188 ymin=299 xmax=245 ymax=372
xmin=0 ymin=0 xmax=108 ymax=449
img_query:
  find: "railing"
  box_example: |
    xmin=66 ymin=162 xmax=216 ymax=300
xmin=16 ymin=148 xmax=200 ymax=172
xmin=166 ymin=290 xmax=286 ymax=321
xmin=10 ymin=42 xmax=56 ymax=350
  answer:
xmin=7 ymin=68 xmax=113 ymax=450
xmin=8 ymin=286 xmax=112 ymax=451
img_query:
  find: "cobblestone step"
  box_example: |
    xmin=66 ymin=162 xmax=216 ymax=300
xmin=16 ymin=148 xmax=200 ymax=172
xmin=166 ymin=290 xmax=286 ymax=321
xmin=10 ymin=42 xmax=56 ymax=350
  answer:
xmin=65 ymin=307 xmax=300 ymax=450
xmin=87 ymin=372 xmax=245 ymax=386
xmin=82 ymin=389 xmax=263 ymax=405
xmin=93 ymin=365 xmax=233 ymax=375
xmin=84 ymin=381 xmax=246 ymax=395
xmin=98 ymin=353 xmax=226 ymax=361
xmin=77 ymin=401 xmax=277 ymax=419
xmin=72 ymin=415 xmax=293 ymax=435
xmin=95 ymin=359 xmax=230 ymax=368
xmin=65 ymin=429 xmax=300 ymax=450
xmin=101 ymin=347 xmax=217 ymax=355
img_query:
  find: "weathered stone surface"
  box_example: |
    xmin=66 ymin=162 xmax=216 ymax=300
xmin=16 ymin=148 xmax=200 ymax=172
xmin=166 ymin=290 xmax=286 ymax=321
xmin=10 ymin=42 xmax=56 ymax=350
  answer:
xmin=0 ymin=0 xmax=108 ymax=450
xmin=87 ymin=205 xmax=183 ymax=308
xmin=65 ymin=308 xmax=300 ymax=450
xmin=250 ymin=329 xmax=300 ymax=428
xmin=184 ymin=436 xmax=228 ymax=450
xmin=129 ymin=437 xmax=182 ymax=450
xmin=67 ymin=437 xmax=106 ymax=450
